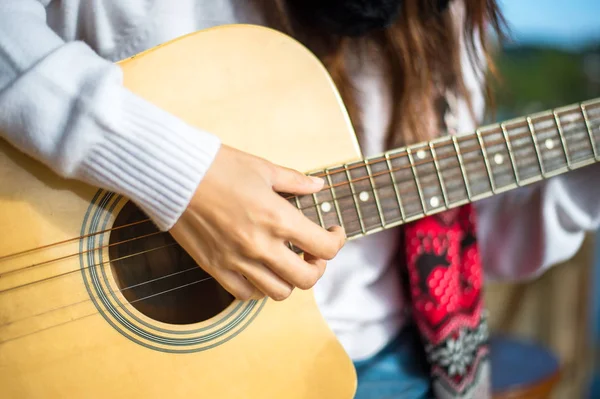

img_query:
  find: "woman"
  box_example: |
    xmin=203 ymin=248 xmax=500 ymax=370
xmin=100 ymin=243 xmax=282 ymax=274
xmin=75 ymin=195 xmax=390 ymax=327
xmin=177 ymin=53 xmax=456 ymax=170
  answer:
xmin=1 ymin=1 xmax=599 ymax=398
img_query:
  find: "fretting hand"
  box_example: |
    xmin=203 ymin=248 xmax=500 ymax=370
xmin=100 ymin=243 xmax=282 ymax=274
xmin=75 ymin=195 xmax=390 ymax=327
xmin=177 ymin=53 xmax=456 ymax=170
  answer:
xmin=169 ymin=145 xmax=346 ymax=301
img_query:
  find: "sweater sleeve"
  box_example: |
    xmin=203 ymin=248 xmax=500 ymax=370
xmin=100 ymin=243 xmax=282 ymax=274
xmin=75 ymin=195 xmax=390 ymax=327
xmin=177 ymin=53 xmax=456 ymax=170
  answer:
xmin=0 ymin=0 xmax=221 ymax=230
xmin=475 ymin=165 xmax=600 ymax=282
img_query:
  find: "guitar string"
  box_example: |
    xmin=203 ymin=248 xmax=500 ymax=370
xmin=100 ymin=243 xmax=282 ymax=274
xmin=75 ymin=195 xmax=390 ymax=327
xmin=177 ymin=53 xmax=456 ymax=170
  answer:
xmin=0 ymin=275 xmax=216 ymax=345
xmin=1 ymin=110 xmax=596 ymax=262
xmin=0 ymin=165 xmax=514 ymax=291
xmin=0 ymin=245 xmax=203 ymax=329
xmin=0 ymin=136 xmax=597 ymax=336
xmin=0 ymin=157 xmax=555 ymax=341
xmin=1 ymin=113 xmax=596 ymax=264
xmin=0 ymin=118 xmax=597 ymax=279
xmin=1 ymin=153 xmax=599 ymax=343
xmin=1 ymin=129 xmax=584 ymax=295
xmin=0 ymin=218 xmax=152 ymax=262
xmin=0 ymin=118 xmax=594 ymax=279
xmin=0 ymin=146 xmax=595 ymax=344
xmin=0 ymin=230 xmax=166 ymax=277
xmin=0 ymin=242 xmax=178 ymax=295
xmin=0 ymin=167 xmax=489 ymax=291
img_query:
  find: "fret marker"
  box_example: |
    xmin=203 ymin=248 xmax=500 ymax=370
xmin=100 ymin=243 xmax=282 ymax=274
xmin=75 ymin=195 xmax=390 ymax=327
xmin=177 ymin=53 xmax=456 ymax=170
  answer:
xmin=320 ymin=202 xmax=332 ymax=213
xmin=430 ymin=196 xmax=440 ymax=208
xmin=545 ymin=138 xmax=555 ymax=150
xmin=359 ymin=191 xmax=370 ymax=202
xmin=416 ymin=150 xmax=426 ymax=160
xmin=493 ymin=153 xmax=504 ymax=165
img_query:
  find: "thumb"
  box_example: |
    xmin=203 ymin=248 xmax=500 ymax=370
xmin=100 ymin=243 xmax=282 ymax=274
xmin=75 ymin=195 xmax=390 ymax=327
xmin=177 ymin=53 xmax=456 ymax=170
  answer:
xmin=271 ymin=165 xmax=325 ymax=195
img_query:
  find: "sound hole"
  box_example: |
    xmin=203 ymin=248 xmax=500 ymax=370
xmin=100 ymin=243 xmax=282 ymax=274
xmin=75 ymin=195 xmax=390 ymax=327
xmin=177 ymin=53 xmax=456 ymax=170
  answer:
xmin=109 ymin=202 xmax=234 ymax=325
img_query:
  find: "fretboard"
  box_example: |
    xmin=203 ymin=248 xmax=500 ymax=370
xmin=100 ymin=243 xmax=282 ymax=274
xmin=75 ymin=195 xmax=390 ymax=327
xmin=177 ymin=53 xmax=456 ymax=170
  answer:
xmin=286 ymin=98 xmax=600 ymax=241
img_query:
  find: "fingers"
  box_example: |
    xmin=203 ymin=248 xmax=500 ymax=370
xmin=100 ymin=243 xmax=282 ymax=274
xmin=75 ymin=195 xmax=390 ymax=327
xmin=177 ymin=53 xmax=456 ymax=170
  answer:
xmin=303 ymin=251 xmax=327 ymax=266
xmin=267 ymin=166 xmax=346 ymax=259
xmin=249 ymin=288 xmax=266 ymax=300
xmin=270 ymin=164 xmax=324 ymax=195
xmin=236 ymin=247 xmax=329 ymax=300
xmin=265 ymin=246 xmax=327 ymax=290
xmin=237 ymin=262 xmax=294 ymax=301
xmin=203 ymin=245 xmax=332 ymax=302
xmin=210 ymin=267 xmax=257 ymax=301
xmin=281 ymin=203 xmax=347 ymax=259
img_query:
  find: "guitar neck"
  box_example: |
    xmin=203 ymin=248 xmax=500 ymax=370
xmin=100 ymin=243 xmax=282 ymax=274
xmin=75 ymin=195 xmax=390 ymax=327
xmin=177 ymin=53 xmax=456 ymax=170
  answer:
xmin=287 ymin=98 xmax=600 ymax=241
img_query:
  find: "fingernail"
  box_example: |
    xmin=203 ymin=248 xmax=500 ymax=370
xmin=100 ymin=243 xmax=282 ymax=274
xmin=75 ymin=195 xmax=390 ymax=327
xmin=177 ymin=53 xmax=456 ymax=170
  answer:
xmin=310 ymin=176 xmax=324 ymax=185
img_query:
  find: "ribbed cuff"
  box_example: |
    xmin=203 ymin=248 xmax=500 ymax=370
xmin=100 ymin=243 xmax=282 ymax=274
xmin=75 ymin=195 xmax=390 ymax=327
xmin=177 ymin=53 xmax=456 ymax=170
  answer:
xmin=81 ymin=89 xmax=221 ymax=230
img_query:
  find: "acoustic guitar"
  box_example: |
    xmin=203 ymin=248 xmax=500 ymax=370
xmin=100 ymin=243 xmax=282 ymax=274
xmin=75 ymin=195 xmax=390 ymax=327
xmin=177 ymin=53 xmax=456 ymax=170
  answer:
xmin=0 ymin=24 xmax=598 ymax=398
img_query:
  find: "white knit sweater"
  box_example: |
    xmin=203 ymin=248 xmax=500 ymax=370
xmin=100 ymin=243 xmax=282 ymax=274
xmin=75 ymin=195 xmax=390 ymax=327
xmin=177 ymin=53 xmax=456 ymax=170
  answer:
xmin=1 ymin=0 xmax=599 ymax=360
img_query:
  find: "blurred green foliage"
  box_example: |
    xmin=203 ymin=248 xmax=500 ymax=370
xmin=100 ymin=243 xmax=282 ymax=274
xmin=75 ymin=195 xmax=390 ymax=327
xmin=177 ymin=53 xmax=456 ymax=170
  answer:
xmin=491 ymin=43 xmax=600 ymax=120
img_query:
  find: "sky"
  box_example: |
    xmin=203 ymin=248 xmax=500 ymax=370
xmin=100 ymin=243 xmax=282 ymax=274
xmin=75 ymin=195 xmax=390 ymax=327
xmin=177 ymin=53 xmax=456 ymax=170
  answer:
xmin=499 ymin=0 xmax=600 ymax=48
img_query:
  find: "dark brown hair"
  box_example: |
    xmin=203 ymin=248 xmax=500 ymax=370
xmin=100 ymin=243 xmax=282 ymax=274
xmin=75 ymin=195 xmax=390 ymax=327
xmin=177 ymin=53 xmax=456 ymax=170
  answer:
xmin=258 ymin=0 xmax=506 ymax=149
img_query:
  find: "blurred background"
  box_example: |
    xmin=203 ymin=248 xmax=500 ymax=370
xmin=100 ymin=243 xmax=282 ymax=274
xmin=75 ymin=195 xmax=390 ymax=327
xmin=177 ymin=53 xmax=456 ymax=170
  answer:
xmin=494 ymin=0 xmax=600 ymax=117
xmin=486 ymin=1 xmax=600 ymax=397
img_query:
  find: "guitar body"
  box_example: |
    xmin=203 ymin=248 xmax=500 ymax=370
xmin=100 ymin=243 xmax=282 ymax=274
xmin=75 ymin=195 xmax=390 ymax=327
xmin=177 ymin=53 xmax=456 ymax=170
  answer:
xmin=0 ymin=25 xmax=360 ymax=398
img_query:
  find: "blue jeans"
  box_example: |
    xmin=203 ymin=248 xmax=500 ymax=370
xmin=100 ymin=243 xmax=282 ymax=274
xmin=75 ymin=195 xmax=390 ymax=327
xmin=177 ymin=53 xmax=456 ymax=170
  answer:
xmin=352 ymin=324 xmax=433 ymax=399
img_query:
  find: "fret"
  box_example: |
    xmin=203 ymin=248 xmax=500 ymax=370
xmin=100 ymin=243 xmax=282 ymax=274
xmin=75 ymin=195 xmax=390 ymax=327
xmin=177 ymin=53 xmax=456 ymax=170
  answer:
xmin=479 ymin=124 xmax=518 ymax=191
xmin=406 ymin=148 xmax=428 ymax=215
xmin=586 ymin=102 xmax=600 ymax=153
xmin=310 ymin=179 xmax=326 ymax=229
xmin=324 ymin=169 xmax=344 ymax=228
xmin=369 ymin=156 xmax=403 ymax=226
xmin=292 ymin=99 xmax=600 ymax=243
xmin=288 ymin=196 xmax=303 ymax=252
xmin=527 ymin=114 xmax=568 ymax=175
xmin=407 ymin=144 xmax=445 ymax=213
xmin=308 ymin=171 xmax=341 ymax=230
xmin=384 ymin=152 xmax=406 ymax=221
xmin=500 ymin=123 xmax=521 ymax=186
xmin=455 ymin=134 xmax=492 ymax=199
xmin=433 ymin=136 xmax=469 ymax=205
xmin=580 ymin=104 xmax=598 ymax=159
xmin=344 ymin=164 xmax=366 ymax=234
xmin=295 ymin=193 xmax=322 ymax=228
xmin=556 ymin=106 xmax=595 ymax=166
xmin=429 ymin=142 xmax=449 ymax=208
xmin=365 ymin=160 xmax=386 ymax=228
xmin=387 ymin=150 xmax=423 ymax=220
xmin=293 ymin=195 xmax=301 ymax=210
xmin=346 ymin=161 xmax=382 ymax=232
xmin=328 ymin=166 xmax=362 ymax=237
xmin=552 ymin=111 xmax=572 ymax=169
xmin=526 ymin=117 xmax=546 ymax=177
xmin=475 ymin=129 xmax=496 ymax=193
xmin=313 ymin=193 xmax=325 ymax=227
xmin=504 ymin=120 xmax=542 ymax=182
xmin=451 ymin=135 xmax=472 ymax=201
xmin=283 ymin=99 xmax=600 ymax=246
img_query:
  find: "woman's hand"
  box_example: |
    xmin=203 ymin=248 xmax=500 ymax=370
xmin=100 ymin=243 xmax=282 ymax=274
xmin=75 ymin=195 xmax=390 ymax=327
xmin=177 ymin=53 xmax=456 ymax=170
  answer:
xmin=170 ymin=145 xmax=346 ymax=301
